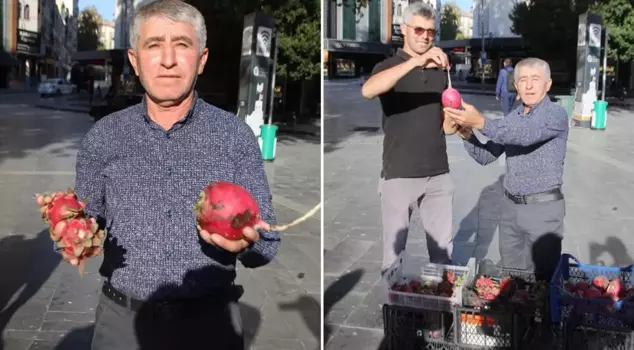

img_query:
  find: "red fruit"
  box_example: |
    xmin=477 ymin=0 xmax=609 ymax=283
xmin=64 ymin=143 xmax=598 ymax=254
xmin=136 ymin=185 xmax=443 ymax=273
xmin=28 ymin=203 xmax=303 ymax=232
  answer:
xmin=194 ymin=181 xmax=263 ymax=241
xmin=576 ymin=281 xmax=590 ymax=292
xmin=575 ymin=289 xmax=585 ymax=298
xmin=441 ymin=87 xmax=462 ymax=109
xmin=585 ymin=287 xmax=603 ymax=298
xmin=39 ymin=189 xmax=86 ymax=228
xmin=606 ymin=279 xmax=624 ymax=301
xmin=593 ymin=276 xmax=610 ymax=291
xmin=444 ymin=270 xmax=456 ymax=284
xmin=566 ymin=282 xmax=577 ymax=293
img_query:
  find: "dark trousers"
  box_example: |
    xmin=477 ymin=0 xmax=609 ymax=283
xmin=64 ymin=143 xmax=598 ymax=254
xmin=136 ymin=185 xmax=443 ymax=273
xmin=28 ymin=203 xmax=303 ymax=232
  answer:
xmin=90 ymin=288 xmax=244 ymax=350
xmin=500 ymin=93 xmax=518 ymax=116
xmin=499 ymin=195 xmax=565 ymax=281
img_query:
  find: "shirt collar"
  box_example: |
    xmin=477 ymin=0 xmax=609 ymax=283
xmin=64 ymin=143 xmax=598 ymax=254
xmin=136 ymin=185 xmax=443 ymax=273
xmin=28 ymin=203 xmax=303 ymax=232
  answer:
xmin=140 ymin=90 xmax=199 ymax=126
xmin=395 ymin=48 xmax=411 ymax=61
xmin=521 ymin=95 xmax=551 ymax=116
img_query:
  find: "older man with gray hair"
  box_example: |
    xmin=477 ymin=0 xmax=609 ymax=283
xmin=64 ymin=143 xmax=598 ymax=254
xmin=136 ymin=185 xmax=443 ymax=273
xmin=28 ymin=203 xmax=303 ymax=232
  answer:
xmin=362 ymin=2 xmax=458 ymax=273
xmin=443 ymin=58 xmax=568 ymax=282
xmin=67 ymin=1 xmax=280 ymax=349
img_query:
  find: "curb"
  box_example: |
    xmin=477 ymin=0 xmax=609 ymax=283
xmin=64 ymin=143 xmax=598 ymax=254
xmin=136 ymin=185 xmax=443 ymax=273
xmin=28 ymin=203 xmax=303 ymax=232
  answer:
xmin=34 ymin=104 xmax=89 ymax=114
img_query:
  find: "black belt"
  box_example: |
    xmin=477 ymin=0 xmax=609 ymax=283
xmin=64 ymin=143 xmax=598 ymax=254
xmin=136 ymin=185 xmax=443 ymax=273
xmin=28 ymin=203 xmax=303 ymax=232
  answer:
xmin=101 ymin=282 xmax=243 ymax=313
xmin=504 ymin=188 xmax=563 ymax=205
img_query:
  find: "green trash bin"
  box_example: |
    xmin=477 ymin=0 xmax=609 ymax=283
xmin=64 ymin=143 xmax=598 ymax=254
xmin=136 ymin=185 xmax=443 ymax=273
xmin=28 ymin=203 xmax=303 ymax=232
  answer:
xmin=260 ymin=124 xmax=278 ymax=161
xmin=591 ymin=100 xmax=608 ymax=130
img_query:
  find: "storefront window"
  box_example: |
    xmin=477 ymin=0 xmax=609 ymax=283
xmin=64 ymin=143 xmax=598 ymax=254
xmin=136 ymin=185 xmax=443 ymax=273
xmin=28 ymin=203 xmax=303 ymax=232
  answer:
xmin=342 ymin=0 xmax=356 ymax=40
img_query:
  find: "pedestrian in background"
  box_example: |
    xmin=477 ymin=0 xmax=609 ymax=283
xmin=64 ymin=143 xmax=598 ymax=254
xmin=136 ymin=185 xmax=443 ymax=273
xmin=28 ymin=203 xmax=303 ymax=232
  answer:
xmin=496 ymin=58 xmax=518 ymax=116
xmin=444 ymin=57 xmax=568 ymax=282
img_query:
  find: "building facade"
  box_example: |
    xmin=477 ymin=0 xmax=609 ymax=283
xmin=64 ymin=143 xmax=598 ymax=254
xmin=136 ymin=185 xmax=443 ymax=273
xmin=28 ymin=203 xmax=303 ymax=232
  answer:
xmin=472 ymin=0 xmax=527 ymax=39
xmin=0 ymin=0 xmax=77 ymax=88
xmin=459 ymin=9 xmax=472 ymax=38
xmin=325 ymin=0 xmax=441 ymax=79
xmin=100 ymin=19 xmax=115 ymax=50
xmin=114 ymin=0 xmax=157 ymax=49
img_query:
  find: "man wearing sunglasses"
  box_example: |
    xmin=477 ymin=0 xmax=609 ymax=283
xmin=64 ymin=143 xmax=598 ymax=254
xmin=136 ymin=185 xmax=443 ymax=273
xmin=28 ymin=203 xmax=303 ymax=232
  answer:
xmin=362 ymin=2 xmax=457 ymax=274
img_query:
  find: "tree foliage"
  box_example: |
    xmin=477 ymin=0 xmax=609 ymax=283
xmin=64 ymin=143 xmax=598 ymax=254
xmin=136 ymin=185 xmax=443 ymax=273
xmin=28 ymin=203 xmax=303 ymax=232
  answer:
xmin=510 ymin=0 xmax=634 ymax=62
xmin=77 ymin=6 xmax=103 ymax=52
xmin=440 ymin=3 xmax=461 ymax=40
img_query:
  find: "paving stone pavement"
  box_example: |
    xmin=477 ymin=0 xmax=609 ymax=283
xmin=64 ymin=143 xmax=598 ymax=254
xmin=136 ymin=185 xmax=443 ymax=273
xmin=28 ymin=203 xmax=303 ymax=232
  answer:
xmin=0 ymin=102 xmax=320 ymax=350
xmin=323 ymin=79 xmax=634 ymax=349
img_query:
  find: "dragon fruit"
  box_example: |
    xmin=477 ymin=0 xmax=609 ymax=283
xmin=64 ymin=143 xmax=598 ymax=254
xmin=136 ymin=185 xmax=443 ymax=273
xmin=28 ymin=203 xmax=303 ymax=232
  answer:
xmin=37 ymin=188 xmax=86 ymax=229
xmin=194 ymin=181 xmax=265 ymax=241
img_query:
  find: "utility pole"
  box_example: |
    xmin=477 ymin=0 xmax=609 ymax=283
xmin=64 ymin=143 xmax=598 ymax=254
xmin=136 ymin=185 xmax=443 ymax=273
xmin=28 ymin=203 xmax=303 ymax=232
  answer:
xmin=480 ymin=0 xmax=485 ymax=86
xmin=601 ymin=27 xmax=608 ymax=101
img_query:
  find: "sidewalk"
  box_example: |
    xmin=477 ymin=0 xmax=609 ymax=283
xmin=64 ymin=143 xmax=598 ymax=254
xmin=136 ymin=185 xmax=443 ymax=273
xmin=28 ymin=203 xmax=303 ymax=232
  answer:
xmin=0 ymin=104 xmax=321 ymax=350
xmin=323 ymin=87 xmax=634 ymax=349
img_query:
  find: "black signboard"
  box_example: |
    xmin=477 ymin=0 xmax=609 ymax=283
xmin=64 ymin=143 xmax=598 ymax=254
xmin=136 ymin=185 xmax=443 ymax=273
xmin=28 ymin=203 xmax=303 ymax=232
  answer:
xmin=17 ymin=29 xmax=40 ymax=55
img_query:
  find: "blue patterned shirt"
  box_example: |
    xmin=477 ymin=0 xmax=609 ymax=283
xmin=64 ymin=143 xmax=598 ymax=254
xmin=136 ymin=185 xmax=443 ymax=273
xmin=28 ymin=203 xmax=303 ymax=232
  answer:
xmin=463 ymin=97 xmax=569 ymax=196
xmin=72 ymin=92 xmax=280 ymax=300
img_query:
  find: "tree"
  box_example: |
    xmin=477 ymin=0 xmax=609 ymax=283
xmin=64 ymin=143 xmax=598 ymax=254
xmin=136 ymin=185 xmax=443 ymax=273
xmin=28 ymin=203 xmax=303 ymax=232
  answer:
xmin=440 ymin=3 xmax=461 ymax=40
xmin=266 ymin=0 xmax=320 ymax=81
xmin=77 ymin=6 xmax=103 ymax=51
xmin=590 ymin=0 xmax=634 ymax=62
xmin=509 ymin=0 xmax=597 ymax=81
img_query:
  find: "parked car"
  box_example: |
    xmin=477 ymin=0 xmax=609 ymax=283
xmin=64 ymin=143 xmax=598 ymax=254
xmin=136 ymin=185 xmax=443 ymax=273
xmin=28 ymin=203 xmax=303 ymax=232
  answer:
xmin=38 ymin=79 xmax=76 ymax=97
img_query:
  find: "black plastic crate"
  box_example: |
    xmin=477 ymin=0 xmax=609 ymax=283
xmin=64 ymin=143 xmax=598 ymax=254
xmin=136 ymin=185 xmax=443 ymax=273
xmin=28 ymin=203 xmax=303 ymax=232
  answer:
xmin=454 ymin=305 xmax=526 ymax=349
xmin=383 ymin=304 xmax=455 ymax=350
xmin=563 ymin=310 xmax=634 ymax=350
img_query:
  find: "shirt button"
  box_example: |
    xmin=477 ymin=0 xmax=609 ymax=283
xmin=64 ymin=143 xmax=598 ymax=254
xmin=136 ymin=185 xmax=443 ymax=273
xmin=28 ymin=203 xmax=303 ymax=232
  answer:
xmin=167 ymin=167 xmax=173 ymax=176
xmin=167 ymin=209 xmax=172 ymax=218
xmin=166 ymin=133 xmax=171 ymax=139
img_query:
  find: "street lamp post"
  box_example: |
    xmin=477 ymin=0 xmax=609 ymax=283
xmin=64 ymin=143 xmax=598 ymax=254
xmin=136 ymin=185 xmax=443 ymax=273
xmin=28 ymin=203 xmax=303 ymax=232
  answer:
xmin=480 ymin=0 xmax=485 ymax=86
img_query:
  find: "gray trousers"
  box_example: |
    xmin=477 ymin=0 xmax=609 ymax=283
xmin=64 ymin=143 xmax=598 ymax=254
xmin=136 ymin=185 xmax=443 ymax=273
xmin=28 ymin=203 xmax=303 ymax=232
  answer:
xmin=499 ymin=195 xmax=565 ymax=281
xmin=90 ymin=291 xmax=244 ymax=350
xmin=379 ymin=174 xmax=454 ymax=271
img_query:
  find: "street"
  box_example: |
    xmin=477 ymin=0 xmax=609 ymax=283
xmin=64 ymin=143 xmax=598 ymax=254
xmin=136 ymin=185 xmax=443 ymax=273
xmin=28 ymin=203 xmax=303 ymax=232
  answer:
xmin=0 ymin=93 xmax=321 ymax=350
xmin=323 ymin=79 xmax=634 ymax=349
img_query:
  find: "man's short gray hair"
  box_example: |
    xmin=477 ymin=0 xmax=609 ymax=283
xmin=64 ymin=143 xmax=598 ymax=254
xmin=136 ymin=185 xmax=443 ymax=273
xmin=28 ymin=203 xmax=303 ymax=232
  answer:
xmin=514 ymin=57 xmax=551 ymax=80
xmin=129 ymin=0 xmax=207 ymax=54
xmin=402 ymin=2 xmax=437 ymax=24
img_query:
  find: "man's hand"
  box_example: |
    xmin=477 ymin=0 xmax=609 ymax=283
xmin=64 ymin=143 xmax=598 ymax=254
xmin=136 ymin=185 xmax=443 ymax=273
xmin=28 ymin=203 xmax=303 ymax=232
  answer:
xmin=442 ymin=112 xmax=459 ymax=135
xmin=198 ymin=221 xmax=271 ymax=253
xmin=443 ymin=99 xmax=485 ymax=130
xmin=457 ymin=126 xmax=474 ymax=140
xmin=409 ymin=47 xmax=449 ymax=69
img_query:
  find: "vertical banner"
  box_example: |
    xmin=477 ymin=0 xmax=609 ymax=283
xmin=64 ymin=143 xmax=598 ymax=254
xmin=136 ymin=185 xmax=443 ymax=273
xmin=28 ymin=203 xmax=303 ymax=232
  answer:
xmin=572 ymin=13 xmax=603 ymax=128
xmin=237 ymin=12 xmax=274 ymax=137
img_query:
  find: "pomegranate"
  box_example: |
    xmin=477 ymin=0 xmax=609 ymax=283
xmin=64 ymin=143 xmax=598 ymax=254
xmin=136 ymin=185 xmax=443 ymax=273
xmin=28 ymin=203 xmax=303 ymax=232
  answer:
xmin=194 ymin=181 xmax=264 ymax=241
xmin=441 ymin=87 xmax=462 ymax=109
xmin=37 ymin=188 xmax=86 ymax=228
xmin=606 ymin=278 xmax=624 ymax=301
xmin=576 ymin=281 xmax=590 ymax=292
xmin=585 ymin=287 xmax=603 ymax=299
xmin=592 ymin=276 xmax=610 ymax=291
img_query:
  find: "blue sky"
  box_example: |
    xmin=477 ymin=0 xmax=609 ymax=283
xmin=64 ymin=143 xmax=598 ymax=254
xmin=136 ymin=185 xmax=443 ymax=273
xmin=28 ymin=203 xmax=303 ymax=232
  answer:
xmin=78 ymin=0 xmax=473 ymax=22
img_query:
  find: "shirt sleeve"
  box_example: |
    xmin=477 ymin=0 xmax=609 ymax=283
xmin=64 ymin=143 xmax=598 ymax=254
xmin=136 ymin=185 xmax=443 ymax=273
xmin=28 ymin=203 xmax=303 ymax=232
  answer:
xmin=462 ymin=134 xmax=505 ymax=166
xmin=480 ymin=104 xmax=569 ymax=147
xmin=232 ymin=120 xmax=281 ymax=268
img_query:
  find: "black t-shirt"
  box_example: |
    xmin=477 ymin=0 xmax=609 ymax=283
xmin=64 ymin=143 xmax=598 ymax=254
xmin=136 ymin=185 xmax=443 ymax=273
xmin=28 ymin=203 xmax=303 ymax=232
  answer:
xmin=371 ymin=48 xmax=449 ymax=180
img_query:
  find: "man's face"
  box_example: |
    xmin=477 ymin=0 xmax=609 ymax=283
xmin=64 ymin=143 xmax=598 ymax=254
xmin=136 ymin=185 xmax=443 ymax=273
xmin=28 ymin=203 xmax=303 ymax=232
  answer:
xmin=401 ymin=15 xmax=436 ymax=55
xmin=516 ymin=65 xmax=552 ymax=107
xmin=128 ymin=16 xmax=208 ymax=105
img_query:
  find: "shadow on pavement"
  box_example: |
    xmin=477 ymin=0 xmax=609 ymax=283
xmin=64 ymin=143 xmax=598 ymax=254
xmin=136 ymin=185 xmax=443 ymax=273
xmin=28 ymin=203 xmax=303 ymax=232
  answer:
xmin=0 ymin=229 xmax=61 ymax=350
xmin=279 ymin=295 xmax=321 ymax=347
xmin=589 ymin=236 xmax=634 ymax=267
xmin=454 ymin=175 xmax=504 ymax=263
xmin=323 ymin=269 xmax=364 ymax=347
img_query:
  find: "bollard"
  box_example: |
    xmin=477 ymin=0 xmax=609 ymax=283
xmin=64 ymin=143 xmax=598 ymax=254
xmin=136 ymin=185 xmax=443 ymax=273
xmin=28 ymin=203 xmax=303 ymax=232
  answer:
xmin=260 ymin=124 xmax=278 ymax=161
xmin=591 ymin=100 xmax=608 ymax=130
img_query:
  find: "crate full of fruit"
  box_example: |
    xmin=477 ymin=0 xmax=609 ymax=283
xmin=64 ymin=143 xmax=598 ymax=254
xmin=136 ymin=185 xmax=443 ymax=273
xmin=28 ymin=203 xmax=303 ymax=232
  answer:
xmin=383 ymin=252 xmax=476 ymax=312
xmin=550 ymin=254 xmax=634 ymax=330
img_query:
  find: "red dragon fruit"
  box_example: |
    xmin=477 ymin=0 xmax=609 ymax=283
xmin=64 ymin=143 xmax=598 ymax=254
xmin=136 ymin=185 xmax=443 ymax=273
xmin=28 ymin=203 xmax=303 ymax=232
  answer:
xmin=592 ymin=276 xmax=610 ymax=291
xmin=37 ymin=188 xmax=86 ymax=229
xmin=194 ymin=181 xmax=265 ymax=241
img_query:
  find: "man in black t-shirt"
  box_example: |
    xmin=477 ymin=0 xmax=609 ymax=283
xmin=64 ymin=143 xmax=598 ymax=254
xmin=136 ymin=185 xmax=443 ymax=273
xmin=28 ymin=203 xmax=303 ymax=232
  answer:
xmin=361 ymin=2 xmax=458 ymax=272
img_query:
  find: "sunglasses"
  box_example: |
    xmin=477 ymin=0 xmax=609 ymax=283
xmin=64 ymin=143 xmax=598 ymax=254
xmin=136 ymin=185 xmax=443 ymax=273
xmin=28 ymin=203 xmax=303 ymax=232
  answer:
xmin=403 ymin=24 xmax=436 ymax=38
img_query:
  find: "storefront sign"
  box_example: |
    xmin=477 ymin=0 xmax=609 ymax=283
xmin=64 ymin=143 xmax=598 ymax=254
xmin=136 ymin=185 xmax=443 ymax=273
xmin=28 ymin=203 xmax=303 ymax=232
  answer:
xmin=17 ymin=29 xmax=40 ymax=55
